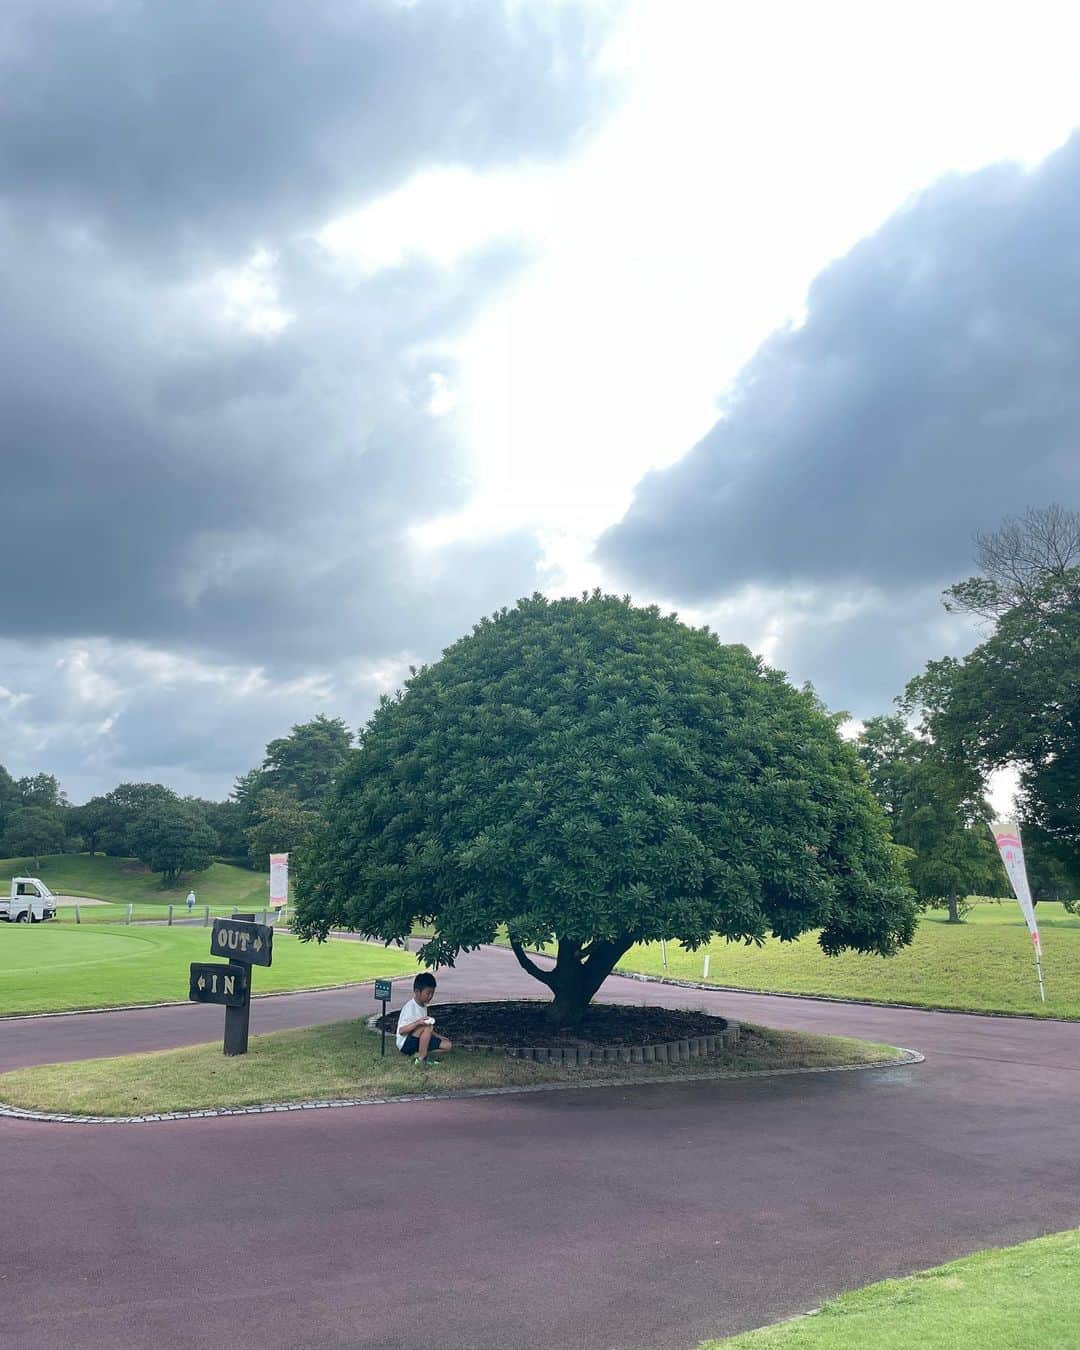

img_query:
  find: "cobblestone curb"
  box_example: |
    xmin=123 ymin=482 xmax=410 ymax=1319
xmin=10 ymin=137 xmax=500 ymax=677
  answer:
xmin=366 ymin=1010 xmax=741 ymax=1064
xmin=0 ymin=1048 xmax=923 ymax=1126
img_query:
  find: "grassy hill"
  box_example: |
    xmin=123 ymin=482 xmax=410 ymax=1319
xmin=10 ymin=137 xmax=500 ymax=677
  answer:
xmin=0 ymin=853 xmax=269 ymax=910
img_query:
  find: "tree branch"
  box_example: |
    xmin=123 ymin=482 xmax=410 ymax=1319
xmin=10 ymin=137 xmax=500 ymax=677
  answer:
xmin=557 ymin=936 xmax=582 ymax=963
xmin=583 ymin=935 xmax=635 ymax=968
xmin=509 ymin=937 xmax=555 ymax=989
xmin=580 ymin=935 xmax=636 ymax=999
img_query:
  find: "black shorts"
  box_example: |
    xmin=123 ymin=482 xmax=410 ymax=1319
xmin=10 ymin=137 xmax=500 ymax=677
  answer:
xmin=400 ymin=1034 xmax=443 ymax=1055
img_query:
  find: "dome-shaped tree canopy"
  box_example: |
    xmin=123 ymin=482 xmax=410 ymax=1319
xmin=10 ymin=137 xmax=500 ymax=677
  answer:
xmin=294 ymin=593 xmax=915 ymax=1024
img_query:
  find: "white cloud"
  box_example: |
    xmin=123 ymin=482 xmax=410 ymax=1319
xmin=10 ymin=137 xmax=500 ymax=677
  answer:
xmin=430 ymin=0 xmax=1080 ymax=592
xmin=212 ymin=249 xmax=294 ymax=337
xmin=316 ymin=167 xmax=555 ymax=275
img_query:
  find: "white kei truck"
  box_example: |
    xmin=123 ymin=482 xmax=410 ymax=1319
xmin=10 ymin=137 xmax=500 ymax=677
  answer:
xmin=0 ymin=877 xmax=58 ymax=923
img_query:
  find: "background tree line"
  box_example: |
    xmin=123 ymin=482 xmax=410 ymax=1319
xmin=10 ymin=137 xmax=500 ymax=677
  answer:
xmin=0 ymin=714 xmax=353 ymax=886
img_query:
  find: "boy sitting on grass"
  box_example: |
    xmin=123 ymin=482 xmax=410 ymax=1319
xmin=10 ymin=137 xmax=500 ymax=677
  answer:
xmin=395 ymin=972 xmax=453 ymax=1068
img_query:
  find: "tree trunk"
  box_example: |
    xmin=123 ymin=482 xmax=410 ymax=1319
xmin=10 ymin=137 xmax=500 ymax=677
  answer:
xmin=509 ymin=935 xmax=635 ymax=1029
xmin=947 ymin=889 xmax=960 ymax=923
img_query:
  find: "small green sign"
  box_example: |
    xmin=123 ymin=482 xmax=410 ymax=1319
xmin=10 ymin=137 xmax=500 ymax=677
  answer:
xmin=374 ymin=978 xmax=393 ymax=1002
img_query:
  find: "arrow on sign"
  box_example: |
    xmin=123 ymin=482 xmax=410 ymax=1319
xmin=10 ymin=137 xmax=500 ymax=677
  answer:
xmin=254 ymin=936 xmax=263 ymax=952
xmin=198 ymin=975 xmax=206 ymax=991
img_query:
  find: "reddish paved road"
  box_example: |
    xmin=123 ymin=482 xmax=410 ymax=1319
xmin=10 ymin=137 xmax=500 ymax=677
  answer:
xmin=2 ymin=947 xmax=1079 ymax=1350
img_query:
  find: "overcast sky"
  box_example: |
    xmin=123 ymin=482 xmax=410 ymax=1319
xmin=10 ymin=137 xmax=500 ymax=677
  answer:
xmin=2 ymin=0 xmax=1079 ymax=804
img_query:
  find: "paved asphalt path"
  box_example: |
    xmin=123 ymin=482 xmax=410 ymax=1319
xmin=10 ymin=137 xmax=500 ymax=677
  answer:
xmin=2 ymin=947 xmax=1079 ymax=1350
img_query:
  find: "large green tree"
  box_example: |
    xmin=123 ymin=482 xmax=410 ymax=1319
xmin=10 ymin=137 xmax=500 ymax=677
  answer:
xmin=0 ymin=806 xmax=67 ymax=871
xmin=906 ymin=511 xmax=1079 ymax=890
xmin=232 ymin=716 xmax=354 ymax=869
xmin=0 ymin=764 xmax=20 ymax=838
xmin=1023 ymin=826 xmax=1077 ymax=905
xmin=238 ymin=716 xmax=353 ymax=808
xmin=67 ymin=798 xmax=107 ymax=854
xmin=195 ymin=798 xmax=248 ymax=859
xmin=244 ymin=790 xmax=319 ymax=873
xmin=857 ymin=716 xmax=1002 ymax=921
xmin=295 ymin=594 xmax=916 ymax=1026
xmin=128 ymin=801 xmax=216 ymax=887
xmin=16 ymin=772 xmax=67 ymax=809
xmin=81 ymin=782 xmax=179 ymax=856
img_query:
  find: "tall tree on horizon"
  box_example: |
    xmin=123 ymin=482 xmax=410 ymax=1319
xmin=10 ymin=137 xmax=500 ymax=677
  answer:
xmin=906 ymin=505 xmax=1080 ymax=890
xmin=857 ymin=715 xmax=1002 ymax=921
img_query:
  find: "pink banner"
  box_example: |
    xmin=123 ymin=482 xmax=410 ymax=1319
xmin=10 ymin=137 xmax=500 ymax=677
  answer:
xmin=269 ymin=852 xmax=289 ymax=907
xmin=989 ymin=820 xmax=1039 ymax=946
xmin=990 ymin=819 xmax=1045 ymax=1001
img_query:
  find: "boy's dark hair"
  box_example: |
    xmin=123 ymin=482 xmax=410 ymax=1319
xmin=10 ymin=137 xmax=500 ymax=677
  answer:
xmin=414 ymin=972 xmax=437 ymax=993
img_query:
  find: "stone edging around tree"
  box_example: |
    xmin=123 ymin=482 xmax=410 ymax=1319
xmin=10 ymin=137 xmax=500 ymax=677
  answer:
xmin=0 ymin=1048 xmax=924 ymax=1126
xmin=365 ymin=1011 xmax=741 ymax=1064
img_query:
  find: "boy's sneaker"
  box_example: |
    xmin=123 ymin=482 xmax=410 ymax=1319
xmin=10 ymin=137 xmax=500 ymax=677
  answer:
xmin=413 ymin=1056 xmax=442 ymax=1068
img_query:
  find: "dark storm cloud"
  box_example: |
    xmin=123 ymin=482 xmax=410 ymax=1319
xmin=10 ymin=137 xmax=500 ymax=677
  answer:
xmin=1 ymin=0 xmax=615 ymax=265
xmin=0 ymin=0 xmax=620 ymax=667
xmin=0 ymin=229 xmax=539 ymax=663
xmin=600 ymin=133 xmax=1080 ymax=600
xmin=765 ymin=588 xmax=981 ymax=720
xmin=0 ymin=0 xmax=622 ymax=795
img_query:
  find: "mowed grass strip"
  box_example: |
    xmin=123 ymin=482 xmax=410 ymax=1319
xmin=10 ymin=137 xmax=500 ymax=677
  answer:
xmin=0 ymin=853 xmax=269 ymax=910
xmin=0 ymin=925 xmax=418 ymax=1015
xmin=701 ymin=1226 xmax=1080 ymax=1350
xmin=52 ymin=903 xmax=236 ymax=925
xmin=0 ymin=1019 xmax=906 ymax=1115
xmin=619 ymin=902 xmax=1080 ymax=1018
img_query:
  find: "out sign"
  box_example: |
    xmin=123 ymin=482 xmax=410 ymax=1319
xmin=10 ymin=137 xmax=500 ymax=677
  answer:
xmin=211 ymin=917 xmax=274 ymax=967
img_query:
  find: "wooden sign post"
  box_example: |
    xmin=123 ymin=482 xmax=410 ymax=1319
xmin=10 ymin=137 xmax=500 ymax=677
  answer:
xmin=189 ymin=913 xmax=274 ymax=1055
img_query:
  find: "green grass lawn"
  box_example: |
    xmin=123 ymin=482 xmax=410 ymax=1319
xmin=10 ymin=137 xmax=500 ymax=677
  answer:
xmin=618 ymin=901 xmax=1080 ymax=1018
xmin=0 ymin=924 xmax=418 ymax=1015
xmin=702 ymin=1227 xmax=1080 ymax=1349
xmin=0 ymin=853 xmax=269 ymax=910
xmin=0 ymin=1018 xmax=905 ymax=1116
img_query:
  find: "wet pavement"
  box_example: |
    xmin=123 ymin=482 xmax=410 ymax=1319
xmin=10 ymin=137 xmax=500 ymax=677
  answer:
xmin=2 ymin=945 xmax=1078 ymax=1350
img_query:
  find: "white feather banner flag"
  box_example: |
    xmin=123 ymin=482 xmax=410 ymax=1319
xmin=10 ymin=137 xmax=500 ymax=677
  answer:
xmin=989 ymin=820 xmax=1045 ymax=1002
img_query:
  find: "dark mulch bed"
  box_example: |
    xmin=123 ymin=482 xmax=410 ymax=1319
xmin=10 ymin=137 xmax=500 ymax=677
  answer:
xmin=375 ymin=1000 xmax=731 ymax=1049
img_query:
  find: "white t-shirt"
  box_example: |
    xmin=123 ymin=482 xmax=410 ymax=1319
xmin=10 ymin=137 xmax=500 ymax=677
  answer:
xmin=395 ymin=998 xmax=434 ymax=1049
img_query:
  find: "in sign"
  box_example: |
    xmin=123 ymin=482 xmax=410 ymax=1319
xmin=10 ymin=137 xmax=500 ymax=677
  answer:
xmin=189 ymin=962 xmax=250 ymax=1007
